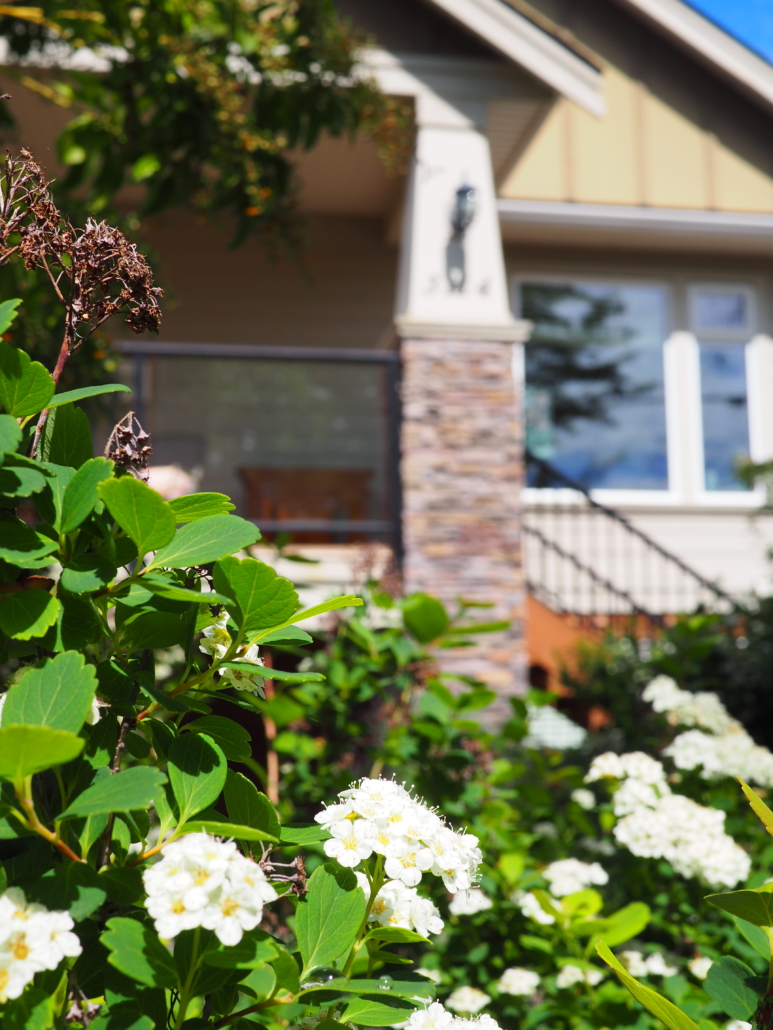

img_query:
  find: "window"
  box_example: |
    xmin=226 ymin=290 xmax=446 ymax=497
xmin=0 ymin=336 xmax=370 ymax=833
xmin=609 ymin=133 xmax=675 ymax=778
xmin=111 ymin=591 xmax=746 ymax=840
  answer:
xmin=520 ymin=279 xmax=759 ymax=500
xmin=691 ymin=286 xmax=754 ymax=493
xmin=521 ymin=281 xmax=669 ymax=491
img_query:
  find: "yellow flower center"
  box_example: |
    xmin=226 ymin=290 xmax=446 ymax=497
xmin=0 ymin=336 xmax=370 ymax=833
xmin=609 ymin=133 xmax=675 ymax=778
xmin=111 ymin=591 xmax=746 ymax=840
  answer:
xmin=12 ymin=940 xmax=29 ymax=961
xmin=220 ymin=897 xmax=240 ymax=917
xmin=172 ymin=900 xmax=186 ymax=914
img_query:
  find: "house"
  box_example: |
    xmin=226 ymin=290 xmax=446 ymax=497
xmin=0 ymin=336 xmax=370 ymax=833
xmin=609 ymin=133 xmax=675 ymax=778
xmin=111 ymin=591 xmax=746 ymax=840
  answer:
xmin=8 ymin=0 xmax=773 ymax=710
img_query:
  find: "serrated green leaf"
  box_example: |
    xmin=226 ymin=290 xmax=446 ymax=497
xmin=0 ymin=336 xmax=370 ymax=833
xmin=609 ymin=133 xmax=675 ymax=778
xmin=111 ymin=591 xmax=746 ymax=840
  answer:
xmin=707 ymin=889 xmax=773 ymax=927
xmin=102 ymin=917 xmax=178 ymax=988
xmin=60 ymin=457 xmax=115 ymax=533
xmin=0 ymin=725 xmax=84 ymax=781
xmin=47 ymin=384 xmax=131 ymax=409
xmin=251 ymin=595 xmax=363 ymax=643
xmin=146 ymin=514 xmax=260 ymax=571
xmin=168 ymin=493 xmax=235 ymax=523
xmin=168 ymin=733 xmax=226 ymax=825
xmin=121 ymin=609 xmax=194 ymax=651
xmin=0 ymin=341 xmax=54 ymax=417
xmin=178 ymin=819 xmax=278 ymax=842
xmin=186 ymin=717 xmax=251 ymax=762
xmin=32 ymin=863 xmax=107 ymax=921
xmin=0 ymin=412 xmax=21 ymax=457
xmin=340 ymin=997 xmax=416 ymax=1026
xmin=224 ymin=769 xmax=280 ymax=841
xmin=704 ymin=957 xmax=758 ymax=1019
xmin=0 ymin=298 xmax=21 ymax=336
xmin=0 ymin=589 xmax=59 ymax=639
xmin=0 ymin=465 xmax=47 ymax=501
xmin=212 ymin=555 xmax=298 ymax=634
xmin=2 ymin=651 xmax=97 ymax=733
xmin=98 ymin=477 xmax=176 ymax=559
xmin=60 ymin=552 xmax=117 ymax=593
xmin=296 ymin=864 xmax=366 ymax=977
xmin=41 ymin=591 xmax=102 ymax=651
xmin=60 ymin=767 xmax=167 ymax=820
xmin=0 ymin=514 xmax=59 ymax=565
xmin=38 ymin=403 xmax=93 ymax=468
xmin=220 ymin=662 xmax=323 ymax=683
xmin=597 ymin=941 xmax=698 ymax=1030
xmin=364 ymin=926 xmax=428 ymax=944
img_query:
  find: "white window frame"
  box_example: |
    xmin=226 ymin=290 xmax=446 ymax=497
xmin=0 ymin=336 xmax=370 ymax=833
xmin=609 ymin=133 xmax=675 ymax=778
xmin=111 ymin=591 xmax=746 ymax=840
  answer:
xmin=514 ymin=274 xmax=765 ymax=509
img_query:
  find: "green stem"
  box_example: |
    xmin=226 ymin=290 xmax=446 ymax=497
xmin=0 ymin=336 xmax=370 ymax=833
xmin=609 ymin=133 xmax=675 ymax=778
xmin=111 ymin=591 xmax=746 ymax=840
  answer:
xmin=173 ymin=927 xmax=201 ymax=1030
xmin=342 ymin=857 xmax=384 ymax=977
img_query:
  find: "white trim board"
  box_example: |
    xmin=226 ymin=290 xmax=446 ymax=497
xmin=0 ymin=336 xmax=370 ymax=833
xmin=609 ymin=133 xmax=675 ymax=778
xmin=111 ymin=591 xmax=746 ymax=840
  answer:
xmin=613 ymin=0 xmax=773 ymax=113
xmin=420 ymin=0 xmax=605 ymax=116
xmin=498 ymin=199 xmax=773 ymax=245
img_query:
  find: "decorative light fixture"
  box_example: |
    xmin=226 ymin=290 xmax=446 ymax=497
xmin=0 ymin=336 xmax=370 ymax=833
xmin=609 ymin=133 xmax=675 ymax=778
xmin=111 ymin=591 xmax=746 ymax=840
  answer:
xmin=451 ymin=183 xmax=478 ymax=237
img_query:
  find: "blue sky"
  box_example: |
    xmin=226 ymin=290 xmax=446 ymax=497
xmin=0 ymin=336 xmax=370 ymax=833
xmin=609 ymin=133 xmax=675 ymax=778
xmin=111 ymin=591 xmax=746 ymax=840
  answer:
xmin=689 ymin=0 xmax=773 ymax=62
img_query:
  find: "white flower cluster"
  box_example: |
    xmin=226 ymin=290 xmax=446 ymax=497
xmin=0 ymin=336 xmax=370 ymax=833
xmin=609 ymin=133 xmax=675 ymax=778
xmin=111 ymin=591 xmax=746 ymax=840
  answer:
xmin=446 ymin=989 xmax=492 ymax=1015
xmin=542 ymin=859 xmax=609 ymax=897
xmin=315 ymin=778 xmax=482 ymax=893
xmin=448 ymin=889 xmax=493 ymax=917
xmin=496 ymin=967 xmax=540 ymax=996
xmin=556 ymin=965 xmax=604 ymax=988
xmin=404 ymin=1001 xmax=499 ymax=1030
xmin=688 ymin=956 xmax=713 ymax=980
xmin=515 ymin=890 xmax=557 ymax=925
xmin=0 ymin=888 xmax=82 ymax=1002
xmin=643 ymin=675 xmax=773 ymax=787
xmin=586 ymin=751 xmax=750 ymax=888
xmin=620 ymin=951 xmax=678 ymax=977
xmin=570 ymin=788 xmax=596 ymax=810
xmin=143 ymin=833 xmax=278 ymax=945
xmin=354 ymin=873 xmax=444 ymax=938
xmin=200 ymin=614 xmax=265 ymax=696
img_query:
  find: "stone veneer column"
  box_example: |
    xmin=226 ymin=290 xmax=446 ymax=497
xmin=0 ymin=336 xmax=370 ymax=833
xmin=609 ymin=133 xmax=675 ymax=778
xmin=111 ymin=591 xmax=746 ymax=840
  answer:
xmin=401 ymin=336 xmax=526 ymax=711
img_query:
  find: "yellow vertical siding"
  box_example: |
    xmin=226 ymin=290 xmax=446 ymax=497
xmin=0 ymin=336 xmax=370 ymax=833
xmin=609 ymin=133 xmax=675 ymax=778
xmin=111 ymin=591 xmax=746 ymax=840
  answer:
xmin=499 ymin=101 xmax=569 ymax=200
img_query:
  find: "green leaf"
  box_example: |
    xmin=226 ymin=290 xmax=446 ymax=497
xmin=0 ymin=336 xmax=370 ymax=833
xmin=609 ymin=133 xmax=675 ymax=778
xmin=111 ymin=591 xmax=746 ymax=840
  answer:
xmin=577 ymin=902 xmax=650 ymax=947
xmin=121 ymin=609 xmax=194 ymax=651
xmin=0 ymin=725 xmax=84 ymax=781
xmin=60 ymin=457 xmax=115 ymax=533
xmin=220 ymin=662 xmax=323 ymax=683
xmin=364 ymin=926 xmax=428 ymax=944
xmin=704 ymin=957 xmax=758 ymax=1019
xmin=271 ymin=948 xmax=300 ymax=994
xmin=103 ymin=918 xmax=178 ymax=988
xmin=2 ymin=988 xmax=55 ymax=1030
xmin=0 ymin=340 xmax=54 ymax=417
xmin=401 ymin=593 xmax=449 ymax=643
xmin=35 ymin=462 xmax=75 ymax=527
xmin=179 ymin=820 xmax=278 ymax=842
xmin=168 ymin=733 xmax=227 ymax=825
xmin=186 ymin=716 xmax=251 ymax=762
xmin=596 ymin=941 xmax=698 ymax=1030
xmin=738 ymin=777 xmax=773 ymax=837
xmin=60 ymin=767 xmax=167 ymax=820
xmin=212 ymin=555 xmax=298 ymax=634
xmin=340 ymin=998 xmax=416 ymax=1025
xmin=0 ymin=515 xmax=59 ymax=564
xmin=0 ymin=412 xmax=22 ymax=457
xmin=60 ymin=552 xmax=117 ymax=593
xmin=47 ymin=384 xmax=131 ymax=410
xmin=41 ymin=591 xmax=102 ymax=651
xmin=168 ymin=493 xmax=235 ymax=523
xmin=2 ymin=651 xmax=97 ymax=733
xmin=0 ymin=589 xmax=59 ymax=639
xmin=0 ymin=465 xmax=47 ymax=501
xmin=132 ymin=153 xmax=161 ymax=181
xmin=0 ymin=298 xmax=21 ymax=335
xmin=733 ymin=917 xmax=772 ymax=960
xmin=98 ymin=477 xmax=176 ymax=559
xmin=147 ymin=514 xmax=261 ymax=570
xmin=202 ymin=929 xmax=279 ymax=969
xmin=279 ymin=824 xmax=331 ymax=844
xmin=257 ymin=626 xmax=313 ymax=645
xmin=38 ymin=403 xmax=93 ymax=468
xmin=224 ymin=769 xmax=280 ymax=841
xmin=251 ymin=595 xmax=363 ymax=642
xmin=140 ymin=574 xmax=232 ymax=606
xmin=707 ymin=889 xmax=773 ymax=927
xmin=305 ymin=977 xmax=434 ymax=999
xmin=296 ymin=863 xmax=367 ymax=977
xmin=32 ymin=863 xmax=107 ymax=921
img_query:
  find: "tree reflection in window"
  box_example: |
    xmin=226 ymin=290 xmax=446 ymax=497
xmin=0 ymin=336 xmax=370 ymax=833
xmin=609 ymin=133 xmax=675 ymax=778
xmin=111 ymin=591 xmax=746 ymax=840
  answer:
xmin=522 ymin=282 xmax=669 ymax=490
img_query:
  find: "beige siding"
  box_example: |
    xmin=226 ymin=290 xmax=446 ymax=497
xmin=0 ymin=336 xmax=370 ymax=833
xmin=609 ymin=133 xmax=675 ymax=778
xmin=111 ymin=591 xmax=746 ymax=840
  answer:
xmin=501 ymin=101 xmax=569 ymax=201
xmin=641 ymin=90 xmax=711 ymax=208
xmin=713 ymin=140 xmax=773 ymax=212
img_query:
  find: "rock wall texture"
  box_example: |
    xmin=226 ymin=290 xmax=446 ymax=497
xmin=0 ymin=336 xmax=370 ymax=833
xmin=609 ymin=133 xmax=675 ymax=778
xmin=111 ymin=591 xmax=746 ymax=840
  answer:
xmin=400 ymin=337 xmax=526 ymax=715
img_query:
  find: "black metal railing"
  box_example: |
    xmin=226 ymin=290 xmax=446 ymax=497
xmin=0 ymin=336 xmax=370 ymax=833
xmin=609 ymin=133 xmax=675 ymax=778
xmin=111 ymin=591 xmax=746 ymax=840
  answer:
xmin=524 ymin=451 xmax=737 ymax=623
xmin=116 ymin=340 xmax=402 ymax=556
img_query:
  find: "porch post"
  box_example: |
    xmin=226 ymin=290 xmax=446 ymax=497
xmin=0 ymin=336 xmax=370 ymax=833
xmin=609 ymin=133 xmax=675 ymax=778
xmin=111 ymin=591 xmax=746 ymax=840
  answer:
xmin=395 ymin=117 xmax=530 ymax=715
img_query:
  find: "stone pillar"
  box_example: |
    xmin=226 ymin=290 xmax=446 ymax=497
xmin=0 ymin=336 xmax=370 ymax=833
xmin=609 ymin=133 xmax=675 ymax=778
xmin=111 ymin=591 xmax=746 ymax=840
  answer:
xmin=400 ymin=336 xmax=526 ymax=711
